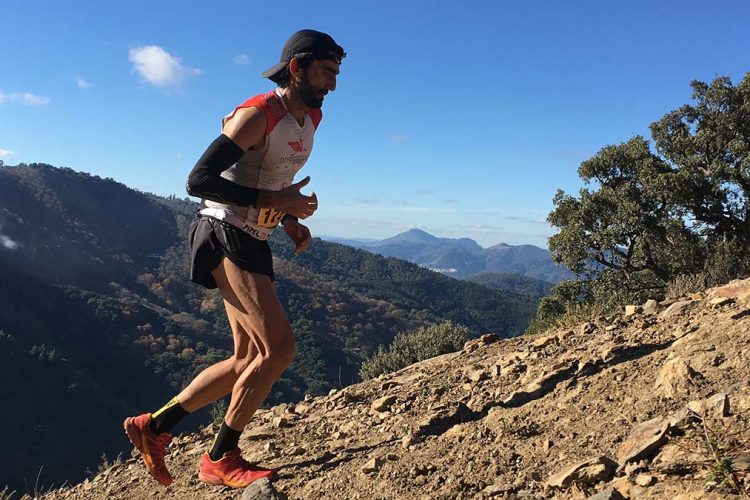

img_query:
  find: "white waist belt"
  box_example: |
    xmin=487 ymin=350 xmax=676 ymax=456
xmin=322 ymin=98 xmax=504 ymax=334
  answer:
xmin=199 ymin=207 xmax=270 ymax=241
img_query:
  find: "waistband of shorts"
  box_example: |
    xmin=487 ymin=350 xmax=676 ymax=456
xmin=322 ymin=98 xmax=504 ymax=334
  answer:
xmin=198 ymin=207 xmax=270 ymax=241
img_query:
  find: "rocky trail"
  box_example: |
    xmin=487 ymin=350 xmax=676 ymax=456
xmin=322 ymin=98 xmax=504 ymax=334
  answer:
xmin=39 ymin=280 xmax=750 ymax=499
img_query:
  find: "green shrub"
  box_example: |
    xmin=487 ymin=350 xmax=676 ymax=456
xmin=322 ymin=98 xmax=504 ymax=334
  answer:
xmin=666 ymin=272 xmax=712 ymax=300
xmin=0 ymin=485 xmax=15 ymax=500
xmin=525 ymin=279 xmax=597 ymax=335
xmin=359 ymin=321 xmax=470 ymax=380
xmin=210 ymin=397 xmax=227 ymax=427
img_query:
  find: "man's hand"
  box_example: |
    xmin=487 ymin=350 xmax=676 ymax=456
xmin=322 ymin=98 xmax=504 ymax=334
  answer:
xmin=257 ymin=176 xmax=318 ymax=219
xmin=283 ymin=218 xmax=312 ymax=254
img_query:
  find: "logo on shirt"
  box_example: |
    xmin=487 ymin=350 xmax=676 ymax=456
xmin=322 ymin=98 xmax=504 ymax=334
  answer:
xmin=288 ymin=140 xmax=307 ymax=154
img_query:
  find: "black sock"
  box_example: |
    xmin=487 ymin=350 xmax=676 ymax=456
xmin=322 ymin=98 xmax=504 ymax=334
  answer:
xmin=149 ymin=397 xmax=190 ymax=435
xmin=209 ymin=421 xmax=242 ymax=461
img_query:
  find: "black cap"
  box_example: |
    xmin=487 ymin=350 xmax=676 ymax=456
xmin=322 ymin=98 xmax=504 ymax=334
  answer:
xmin=261 ymin=29 xmax=345 ymax=84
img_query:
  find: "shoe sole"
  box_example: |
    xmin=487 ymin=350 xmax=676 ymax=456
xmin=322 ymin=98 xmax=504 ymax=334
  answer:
xmin=123 ymin=417 xmax=173 ymax=487
xmin=197 ymin=470 xmax=228 ymax=486
xmin=198 ymin=469 xmax=274 ymax=488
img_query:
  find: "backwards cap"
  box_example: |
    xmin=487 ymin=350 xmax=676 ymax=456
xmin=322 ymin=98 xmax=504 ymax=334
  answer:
xmin=261 ymin=29 xmax=345 ymax=84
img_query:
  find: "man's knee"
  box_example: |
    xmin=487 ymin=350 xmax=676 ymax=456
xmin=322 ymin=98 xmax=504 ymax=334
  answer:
xmin=230 ymin=354 xmax=254 ymax=376
xmin=261 ymin=329 xmax=296 ymax=372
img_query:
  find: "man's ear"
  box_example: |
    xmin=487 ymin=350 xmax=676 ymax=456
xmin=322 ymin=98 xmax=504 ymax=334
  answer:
xmin=289 ymin=57 xmax=301 ymax=82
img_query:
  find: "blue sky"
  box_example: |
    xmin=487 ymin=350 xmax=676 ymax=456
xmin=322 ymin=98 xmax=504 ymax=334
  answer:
xmin=2 ymin=0 xmax=749 ymax=247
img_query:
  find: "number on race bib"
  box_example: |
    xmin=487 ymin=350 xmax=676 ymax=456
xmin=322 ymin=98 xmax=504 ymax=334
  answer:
xmin=257 ymin=208 xmax=285 ymax=228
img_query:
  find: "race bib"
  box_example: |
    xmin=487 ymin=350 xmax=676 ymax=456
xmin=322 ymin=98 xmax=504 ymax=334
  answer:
xmin=257 ymin=207 xmax=285 ymax=228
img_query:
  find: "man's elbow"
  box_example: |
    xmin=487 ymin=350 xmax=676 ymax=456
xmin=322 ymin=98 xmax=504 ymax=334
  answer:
xmin=186 ymin=171 xmax=204 ymax=198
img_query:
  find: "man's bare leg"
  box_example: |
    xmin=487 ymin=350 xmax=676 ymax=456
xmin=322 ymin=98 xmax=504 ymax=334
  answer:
xmin=176 ymin=294 xmax=259 ymax=413
xmin=211 ymin=258 xmax=296 ymax=429
xmin=197 ymin=258 xmax=294 ymax=486
xmin=124 ymin=259 xmax=271 ymax=486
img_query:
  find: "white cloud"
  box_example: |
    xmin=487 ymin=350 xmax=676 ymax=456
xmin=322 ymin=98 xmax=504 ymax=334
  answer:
xmin=0 ymin=149 xmax=14 ymax=157
xmin=0 ymin=234 xmax=19 ymax=250
xmin=128 ymin=45 xmax=201 ymax=88
xmin=0 ymin=90 xmax=50 ymax=106
xmin=233 ymin=54 xmax=252 ymax=65
xmin=1 ymin=236 xmax=19 ymax=250
xmin=75 ymin=76 xmax=92 ymax=89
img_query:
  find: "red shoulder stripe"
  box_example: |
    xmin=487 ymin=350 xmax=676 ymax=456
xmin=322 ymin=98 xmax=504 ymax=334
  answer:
xmin=228 ymin=90 xmax=287 ymax=134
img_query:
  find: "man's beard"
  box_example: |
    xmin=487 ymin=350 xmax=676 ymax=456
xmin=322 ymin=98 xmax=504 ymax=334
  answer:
xmin=297 ymin=73 xmax=326 ymax=108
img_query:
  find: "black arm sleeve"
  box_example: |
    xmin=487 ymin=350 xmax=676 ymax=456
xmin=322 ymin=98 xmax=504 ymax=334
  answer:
xmin=281 ymin=214 xmax=298 ymax=225
xmin=186 ymin=134 xmax=260 ymax=206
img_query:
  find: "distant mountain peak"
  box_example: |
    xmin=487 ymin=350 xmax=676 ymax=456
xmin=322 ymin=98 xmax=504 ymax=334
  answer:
xmin=380 ymin=228 xmax=440 ymax=244
xmin=488 ymin=242 xmax=512 ymax=250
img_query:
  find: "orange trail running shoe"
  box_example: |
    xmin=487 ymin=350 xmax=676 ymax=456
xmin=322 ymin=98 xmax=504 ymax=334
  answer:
xmin=198 ymin=449 xmax=275 ymax=487
xmin=123 ymin=413 xmax=173 ymax=486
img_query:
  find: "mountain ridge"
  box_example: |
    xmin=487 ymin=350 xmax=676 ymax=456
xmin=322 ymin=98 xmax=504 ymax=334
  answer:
xmin=325 ymin=228 xmax=573 ymax=282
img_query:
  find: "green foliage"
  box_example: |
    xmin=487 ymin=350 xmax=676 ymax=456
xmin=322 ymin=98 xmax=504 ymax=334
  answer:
xmin=525 ymin=279 xmax=593 ymax=334
xmin=0 ymin=485 xmax=15 ymax=500
xmin=29 ymin=344 xmax=57 ymax=362
xmin=690 ymin=414 xmax=750 ymax=495
xmin=708 ymin=456 xmax=734 ymax=491
xmin=524 ymin=279 xmax=616 ymax=334
xmin=359 ymin=321 xmax=470 ymax=380
xmin=543 ymin=72 xmax=750 ymax=322
xmin=465 ymin=272 xmax=553 ymax=296
xmin=270 ymin=236 xmax=538 ymax=338
xmin=209 ymin=397 xmax=227 ymax=427
xmin=665 ymin=272 xmax=712 ymax=300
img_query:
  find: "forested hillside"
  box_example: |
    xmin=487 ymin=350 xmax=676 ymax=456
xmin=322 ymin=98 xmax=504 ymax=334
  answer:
xmin=0 ymin=163 xmax=538 ymax=491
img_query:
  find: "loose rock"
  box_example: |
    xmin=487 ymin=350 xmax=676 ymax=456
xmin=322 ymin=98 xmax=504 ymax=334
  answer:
xmin=588 ymin=488 xmax=625 ymax=500
xmin=532 ymin=333 xmax=558 ymax=349
xmin=362 ymin=457 xmax=384 ymax=474
xmin=468 ymin=369 xmax=488 ymax=382
xmin=643 ymin=299 xmax=660 ymax=315
xmin=625 ymin=305 xmax=642 ymax=317
xmin=654 ymin=357 xmax=700 ymax=398
xmin=579 ymin=322 xmax=595 ymax=335
xmin=241 ymin=477 xmax=284 ymax=500
xmin=686 ymin=393 xmax=729 ymax=419
xmin=635 ymin=473 xmax=657 ymax=486
xmin=371 ymin=395 xmax=397 ymax=412
xmin=709 ymin=297 xmax=734 ymax=308
xmin=547 ymin=456 xmax=618 ymax=488
xmin=659 ymin=300 xmax=699 ymax=320
xmin=618 ymin=416 xmax=672 ymax=464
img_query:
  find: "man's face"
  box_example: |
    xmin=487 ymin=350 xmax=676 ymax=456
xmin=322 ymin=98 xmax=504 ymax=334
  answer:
xmin=297 ymin=59 xmax=340 ymax=108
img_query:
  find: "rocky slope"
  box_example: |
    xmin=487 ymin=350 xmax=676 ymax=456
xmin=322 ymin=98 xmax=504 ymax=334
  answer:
xmin=38 ymin=279 xmax=750 ymax=499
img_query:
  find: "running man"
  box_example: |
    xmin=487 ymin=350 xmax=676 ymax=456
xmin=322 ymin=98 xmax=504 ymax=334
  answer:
xmin=124 ymin=29 xmax=345 ymax=488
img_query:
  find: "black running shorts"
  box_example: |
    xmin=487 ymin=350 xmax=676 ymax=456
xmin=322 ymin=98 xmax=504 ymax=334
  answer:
xmin=188 ymin=216 xmax=275 ymax=289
